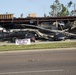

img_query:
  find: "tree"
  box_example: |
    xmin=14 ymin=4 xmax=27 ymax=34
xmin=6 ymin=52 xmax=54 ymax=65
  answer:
xmin=49 ymin=0 xmax=61 ymax=16
xmin=58 ymin=4 xmax=69 ymax=16
xmin=68 ymin=1 xmax=72 ymax=7
xmin=44 ymin=13 xmax=47 ymax=17
xmin=49 ymin=0 xmax=73 ymax=17
xmin=49 ymin=4 xmax=57 ymax=16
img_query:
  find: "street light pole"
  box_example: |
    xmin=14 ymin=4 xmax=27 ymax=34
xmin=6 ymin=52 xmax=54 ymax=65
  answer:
xmin=74 ymin=3 xmax=76 ymax=16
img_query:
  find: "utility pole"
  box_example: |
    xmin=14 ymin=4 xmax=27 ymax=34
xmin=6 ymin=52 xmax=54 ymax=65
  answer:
xmin=55 ymin=0 xmax=59 ymax=16
xmin=74 ymin=3 xmax=76 ymax=16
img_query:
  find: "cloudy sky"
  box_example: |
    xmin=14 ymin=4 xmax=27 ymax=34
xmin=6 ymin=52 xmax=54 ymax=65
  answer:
xmin=0 ymin=0 xmax=76 ymax=17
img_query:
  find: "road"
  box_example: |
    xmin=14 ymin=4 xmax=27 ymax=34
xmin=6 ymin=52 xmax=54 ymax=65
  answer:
xmin=0 ymin=49 xmax=76 ymax=75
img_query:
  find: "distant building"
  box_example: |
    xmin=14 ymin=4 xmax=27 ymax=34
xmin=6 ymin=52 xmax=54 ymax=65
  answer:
xmin=28 ymin=13 xmax=36 ymax=17
xmin=0 ymin=13 xmax=13 ymax=19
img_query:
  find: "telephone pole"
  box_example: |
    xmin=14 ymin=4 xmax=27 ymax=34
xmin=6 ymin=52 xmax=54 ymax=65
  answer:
xmin=74 ymin=3 xmax=76 ymax=16
xmin=55 ymin=0 xmax=59 ymax=16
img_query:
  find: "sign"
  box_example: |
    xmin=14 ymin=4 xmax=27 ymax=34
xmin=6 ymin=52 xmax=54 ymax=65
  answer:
xmin=15 ymin=39 xmax=31 ymax=45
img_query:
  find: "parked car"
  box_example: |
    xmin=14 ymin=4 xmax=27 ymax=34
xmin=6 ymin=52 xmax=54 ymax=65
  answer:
xmin=54 ymin=33 xmax=66 ymax=41
xmin=0 ymin=31 xmax=36 ymax=42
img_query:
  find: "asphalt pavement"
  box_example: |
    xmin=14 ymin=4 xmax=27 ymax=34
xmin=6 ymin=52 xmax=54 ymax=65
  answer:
xmin=0 ymin=49 xmax=76 ymax=75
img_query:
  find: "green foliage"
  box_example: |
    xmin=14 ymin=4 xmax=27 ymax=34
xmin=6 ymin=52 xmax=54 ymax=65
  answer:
xmin=68 ymin=1 xmax=73 ymax=7
xmin=49 ymin=0 xmax=73 ymax=16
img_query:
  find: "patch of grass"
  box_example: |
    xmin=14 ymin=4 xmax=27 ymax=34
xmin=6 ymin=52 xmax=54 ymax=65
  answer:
xmin=0 ymin=42 xmax=76 ymax=51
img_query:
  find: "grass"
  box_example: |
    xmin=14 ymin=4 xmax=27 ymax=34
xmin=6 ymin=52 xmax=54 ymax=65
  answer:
xmin=0 ymin=42 xmax=76 ymax=51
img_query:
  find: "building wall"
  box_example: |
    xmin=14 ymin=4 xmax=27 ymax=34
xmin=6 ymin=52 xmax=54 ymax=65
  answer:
xmin=0 ymin=14 xmax=13 ymax=19
xmin=28 ymin=13 xmax=36 ymax=17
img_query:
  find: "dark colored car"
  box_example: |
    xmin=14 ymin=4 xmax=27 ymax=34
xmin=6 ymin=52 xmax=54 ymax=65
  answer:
xmin=0 ymin=31 xmax=36 ymax=42
xmin=54 ymin=33 xmax=65 ymax=41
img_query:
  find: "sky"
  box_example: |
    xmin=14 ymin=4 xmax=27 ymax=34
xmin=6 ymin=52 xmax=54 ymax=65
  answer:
xmin=0 ymin=0 xmax=76 ymax=17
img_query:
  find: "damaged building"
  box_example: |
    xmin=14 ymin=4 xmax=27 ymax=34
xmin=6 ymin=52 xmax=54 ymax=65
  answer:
xmin=0 ymin=13 xmax=76 ymax=42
